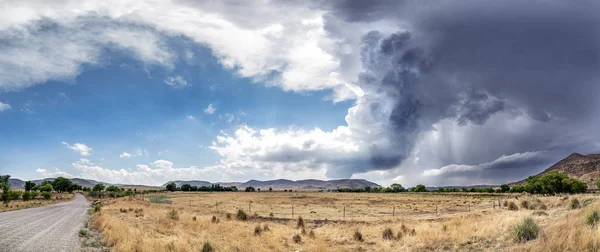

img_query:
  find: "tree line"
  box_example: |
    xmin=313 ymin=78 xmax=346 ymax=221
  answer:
xmin=336 ymin=171 xmax=588 ymax=195
xmin=0 ymin=175 xmax=84 ymax=204
xmin=165 ymin=182 xmax=238 ymax=192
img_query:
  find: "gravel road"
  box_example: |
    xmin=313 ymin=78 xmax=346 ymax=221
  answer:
xmin=0 ymin=193 xmax=89 ymax=252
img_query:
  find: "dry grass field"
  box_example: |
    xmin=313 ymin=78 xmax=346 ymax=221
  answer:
xmin=91 ymin=192 xmax=600 ymax=251
xmin=0 ymin=193 xmax=74 ymax=212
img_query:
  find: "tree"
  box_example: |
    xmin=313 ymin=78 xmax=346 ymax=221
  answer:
xmin=52 ymin=177 xmax=73 ymax=193
xmin=92 ymin=184 xmax=105 ymax=192
xmin=181 ymin=184 xmax=192 ymax=192
xmin=245 ymin=186 xmax=256 ymax=192
xmin=39 ymin=184 xmax=53 ymax=193
xmin=166 ymin=182 xmax=177 ymax=192
xmin=0 ymin=175 xmax=10 ymax=193
xmin=500 ymin=184 xmax=510 ymax=193
xmin=269 ymin=187 xmax=273 ymax=192
xmin=390 ymin=183 xmax=405 ymax=192
xmin=25 ymin=181 xmax=36 ymax=192
xmin=413 ymin=184 xmax=428 ymax=192
xmin=364 ymin=186 xmax=372 ymax=192
xmin=106 ymin=185 xmax=121 ymax=192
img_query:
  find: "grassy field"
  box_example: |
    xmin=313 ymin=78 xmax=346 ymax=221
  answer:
xmin=0 ymin=193 xmax=74 ymax=212
xmin=91 ymin=192 xmax=600 ymax=251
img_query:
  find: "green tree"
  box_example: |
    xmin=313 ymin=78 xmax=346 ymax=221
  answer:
xmin=106 ymin=185 xmax=121 ymax=192
xmin=25 ymin=181 xmax=36 ymax=192
xmin=92 ymin=184 xmax=105 ymax=192
xmin=166 ymin=182 xmax=177 ymax=192
xmin=180 ymin=184 xmax=192 ymax=191
xmin=0 ymin=175 xmax=10 ymax=193
xmin=500 ymin=184 xmax=510 ymax=193
xmin=390 ymin=183 xmax=405 ymax=192
xmin=39 ymin=184 xmax=53 ymax=193
xmin=52 ymin=177 xmax=72 ymax=193
xmin=413 ymin=184 xmax=428 ymax=192
xmin=245 ymin=186 xmax=256 ymax=192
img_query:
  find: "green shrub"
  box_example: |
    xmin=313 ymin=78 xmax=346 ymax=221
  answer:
xmin=570 ymin=198 xmax=581 ymax=209
xmin=42 ymin=192 xmax=52 ymax=199
xmin=22 ymin=191 xmax=34 ymax=201
xmin=236 ymin=209 xmax=247 ymax=220
xmin=79 ymin=229 xmax=89 ymax=238
xmin=586 ymin=211 xmax=600 ymax=227
xmin=583 ymin=198 xmax=595 ymax=207
xmin=93 ymin=204 xmax=102 ymax=213
xmin=513 ymin=217 xmax=539 ymax=242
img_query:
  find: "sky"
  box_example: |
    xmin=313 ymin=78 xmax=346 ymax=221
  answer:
xmin=1 ymin=0 xmax=599 ymax=187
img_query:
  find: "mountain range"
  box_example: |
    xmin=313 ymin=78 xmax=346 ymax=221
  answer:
xmin=8 ymin=153 xmax=600 ymax=190
xmin=162 ymin=179 xmax=381 ymax=190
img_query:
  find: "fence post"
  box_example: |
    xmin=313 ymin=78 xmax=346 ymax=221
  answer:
xmin=393 ymin=206 xmax=395 ymax=218
xmin=343 ymin=205 xmax=346 ymax=220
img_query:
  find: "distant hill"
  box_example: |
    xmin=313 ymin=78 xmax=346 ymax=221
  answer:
xmin=9 ymin=177 xmax=380 ymax=191
xmin=240 ymin=179 xmax=381 ymax=190
xmin=8 ymin=177 xmax=108 ymax=189
xmin=511 ymin=153 xmax=600 ymax=188
xmin=163 ymin=179 xmax=381 ymax=190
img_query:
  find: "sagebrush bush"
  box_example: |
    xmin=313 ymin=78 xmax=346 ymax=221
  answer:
xmin=254 ymin=225 xmax=262 ymax=236
xmin=226 ymin=213 xmax=232 ymax=220
xmin=508 ymin=201 xmax=519 ymax=211
xmin=269 ymin=212 xmax=274 ymax=217
xmin=201 ymin=241 xmax=214 ymax=252
xmin=570 ymin=198 xmax=581 ymax=209
xmin=93 ymin=204 xmax=101 ymax=213
xmin=521 ymin=200 xmax=530 ymax=210
xmin=513 ymin=217 xmax=539 ymax=242
xmin=211 ymin=215 xmax=217 ymax=223
xmin=236 ymin=209 xmax=247 ymax=220
xmin=353 ymin=230 xmax=363 ymax=242
xmin=382 ymin=228 xmax=394 ymax=240
xmin=533 ymin=210 xmax=548 ymax=216
xmin=192 ymin=216 xmax=197 ymax=221
xmin=293 ymin=234 xmax=302 ymax=243
xmin=585 ymin=211 xmax=600 ymax=227
xmin=297 ymin=216 xmax=304 ymax=229
xmin=263 ymin=224 xmax=270 ymax=231
xmin=309 ymin=230 xmax=315 ymax=239
xmin=583 ymin=198 xmax=595 ymax=207
xmin=168 ymin=209 xmax=179 ymax=220
xmin=79 ymin=228 xmax=89 ymax=238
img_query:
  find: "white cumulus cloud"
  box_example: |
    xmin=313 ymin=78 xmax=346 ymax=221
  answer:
xmin=204 ymin=104 xmax=216 ymax=115
xmin=0 ymin=101 xmax=10 ymax=111
xmin=61 ymin=141 xmax=92 ymax=156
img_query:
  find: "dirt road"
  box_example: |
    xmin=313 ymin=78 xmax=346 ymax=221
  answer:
xmin=0 ymin=193 xmax=89 ymax=252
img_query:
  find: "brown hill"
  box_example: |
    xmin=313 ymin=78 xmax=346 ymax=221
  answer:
xmin=511 ymin=153 xmax=600 ymax=188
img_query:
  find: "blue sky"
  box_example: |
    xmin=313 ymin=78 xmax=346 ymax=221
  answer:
xmin=1 ymin=1 xmax=599 ymax=187
xmin=0 ymin=44 xmax=352 ymax=184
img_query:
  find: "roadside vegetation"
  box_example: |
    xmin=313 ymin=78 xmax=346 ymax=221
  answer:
xmin=0 ymin=174 xmax=79 ymax=212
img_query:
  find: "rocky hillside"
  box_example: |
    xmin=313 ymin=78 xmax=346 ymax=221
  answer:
xmin=512 ymin=153 xmax=600 ymax=188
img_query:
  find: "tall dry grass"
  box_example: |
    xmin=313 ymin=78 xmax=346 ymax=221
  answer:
xmin=92 ymin=193 xmax=597 ymax=251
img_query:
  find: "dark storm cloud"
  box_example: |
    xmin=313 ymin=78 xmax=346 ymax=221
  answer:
xmin=319 ymin=0 xmax=600 ymax=181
